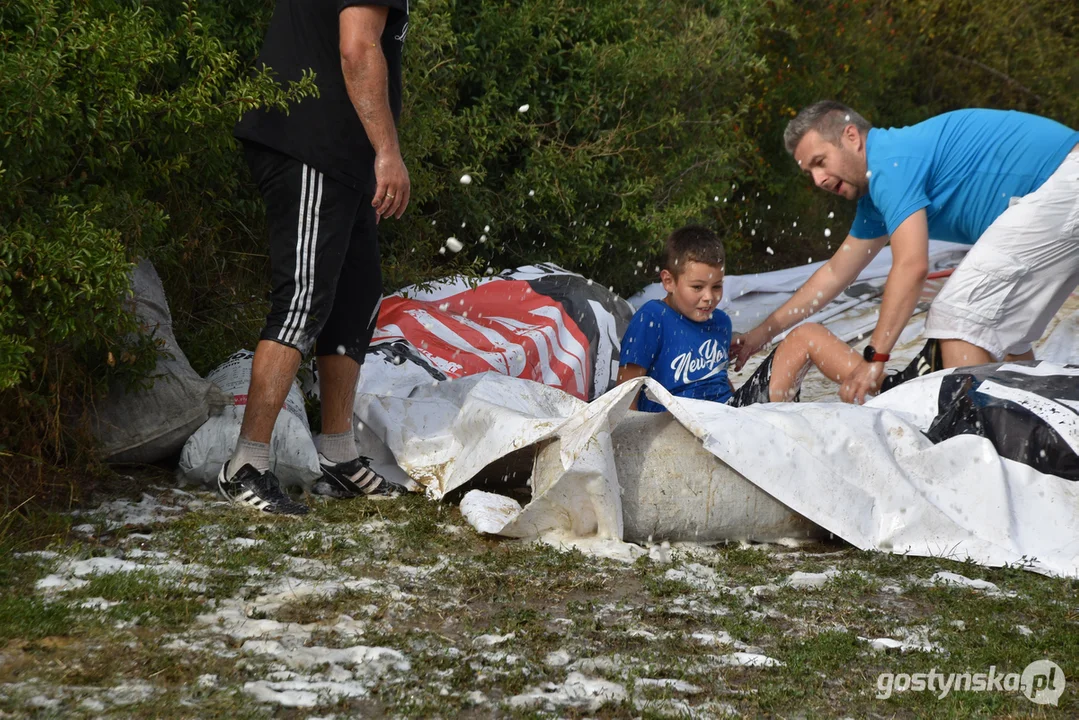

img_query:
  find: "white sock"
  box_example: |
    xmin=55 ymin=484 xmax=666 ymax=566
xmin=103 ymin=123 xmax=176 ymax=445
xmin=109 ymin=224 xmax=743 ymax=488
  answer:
xmin=228 ymin=437 xmax=270 ymax=478
xmin=318 ymin=431 xmax=357 ymax=464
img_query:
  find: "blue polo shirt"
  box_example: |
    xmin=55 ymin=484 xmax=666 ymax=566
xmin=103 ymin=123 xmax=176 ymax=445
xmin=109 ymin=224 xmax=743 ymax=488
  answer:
xmin=850 ymin=109 xmax=1079 ymax=244
xmin=619 ymin=300 xmax=732 ymax=412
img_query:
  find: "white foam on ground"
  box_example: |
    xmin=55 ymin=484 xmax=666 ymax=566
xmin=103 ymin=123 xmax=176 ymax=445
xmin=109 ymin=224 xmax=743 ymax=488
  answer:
xmin=225 ymin=537 xmax=264 ymax=549
xmin=785 ymin=569 xmax=839 ymax=588
xmin=35 ymin=554 xmax=211 ymax=595
xmin=539 ymin=530 xmax=646 ymax=563
xmin=509 ymin=672 xmax=627 ymax=711
xmin=544 ymin=649 xmax=572 ymax=667
xmin=569 ymin=655 xmax=634 ymax=675
xmin=240 ymin=640 xmax=409 ymax=673
xmin=244 ymin=679 xmax=370 ymax=708
xmin=635 ymin=678 xmax=704 ymax=694
xmin=709 ymin=652 xmax=784 ymax=668
xmin=460 ymin=491 xmax=521 ymax=534
xmin=928 ymin=571 xmax=1002 ymax=594
xmin=860 ymin=625 xmax=943 ymax=653
xmin=72 ymin=491 xmax=191 ymax=529
xmin=392 ymin=557 xmax=450 ymax=579
xmin=77 ymin=597 xmax=122 ymax=610
xmin=35 ymin=574 xmax=89 ymax=592
xmin=664 ymin=563 xmax=723 ymax=593
xmin=638 ymin=699 xmax=739 ymax=718
xmin=472 ymin=632 xmax=514 ymax=648
xmin=626 ymin=628 xmax=659 ymax=640
xmin=691 ymin=631 xmax=734 ymax=647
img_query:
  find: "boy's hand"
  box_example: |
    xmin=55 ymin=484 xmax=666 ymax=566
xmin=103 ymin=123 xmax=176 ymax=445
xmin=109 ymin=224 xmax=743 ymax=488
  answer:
xmin=840 ymin=361 xmax=885 ymax=405
xmin=732 ymin=327 xmax=770 ymax=371
xmin=616 ymin=364 xmax=648 ymax=411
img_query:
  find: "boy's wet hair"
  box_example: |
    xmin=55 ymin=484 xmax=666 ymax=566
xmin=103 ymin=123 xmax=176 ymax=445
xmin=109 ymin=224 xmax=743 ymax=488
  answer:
xmin=663 ymin=225 xmax=725 ymax=276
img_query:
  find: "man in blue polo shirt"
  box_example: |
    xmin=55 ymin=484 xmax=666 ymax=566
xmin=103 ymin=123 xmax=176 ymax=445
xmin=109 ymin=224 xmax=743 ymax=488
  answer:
xmin=733 ymin=101 xmax=1079 ymax=403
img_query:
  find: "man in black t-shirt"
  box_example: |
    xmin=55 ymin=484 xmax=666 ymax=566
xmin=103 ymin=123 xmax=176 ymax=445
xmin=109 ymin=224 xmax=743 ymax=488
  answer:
xmin=220 ymin=0 xmax=412 ymax=515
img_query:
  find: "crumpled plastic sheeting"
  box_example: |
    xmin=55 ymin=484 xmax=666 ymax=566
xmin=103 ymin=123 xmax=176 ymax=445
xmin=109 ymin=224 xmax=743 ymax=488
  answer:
xmin=372 ymin=369 xmax=1078 ymax=578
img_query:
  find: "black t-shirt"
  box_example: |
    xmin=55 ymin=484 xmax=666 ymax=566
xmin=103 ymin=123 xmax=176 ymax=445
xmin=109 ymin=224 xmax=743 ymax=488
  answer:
xmin=235 ymin=0 xmax=408 ymax=192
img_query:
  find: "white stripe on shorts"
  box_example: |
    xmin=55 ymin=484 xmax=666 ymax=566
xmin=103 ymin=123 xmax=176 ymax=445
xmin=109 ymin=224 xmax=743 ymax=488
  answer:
xmin=291 ymin=169 xmax=323 ymax=346
xmin=279 ymin=165 xmax=324 ymax=347
xmin=368 ymin=294 xmax=384 ymax=328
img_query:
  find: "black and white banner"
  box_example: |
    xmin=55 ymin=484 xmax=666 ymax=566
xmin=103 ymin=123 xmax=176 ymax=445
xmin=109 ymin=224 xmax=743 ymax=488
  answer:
xmin=921 ymin=363 xmax=1079 ymax=481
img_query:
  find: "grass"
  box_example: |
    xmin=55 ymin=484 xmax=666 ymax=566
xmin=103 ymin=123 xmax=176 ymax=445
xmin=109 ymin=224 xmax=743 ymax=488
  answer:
xmin=1 ymin=477 xmax=1076 ymax=719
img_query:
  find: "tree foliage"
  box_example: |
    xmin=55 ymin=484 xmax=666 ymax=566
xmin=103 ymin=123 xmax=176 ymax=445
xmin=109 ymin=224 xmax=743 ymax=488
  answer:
xmin=0 ymin=0 xmax=312 ymax=481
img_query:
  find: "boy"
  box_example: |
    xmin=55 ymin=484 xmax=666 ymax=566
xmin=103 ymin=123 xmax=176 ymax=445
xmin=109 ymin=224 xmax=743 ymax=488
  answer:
xmin=618 ymin=225 xmax=922 ymax=410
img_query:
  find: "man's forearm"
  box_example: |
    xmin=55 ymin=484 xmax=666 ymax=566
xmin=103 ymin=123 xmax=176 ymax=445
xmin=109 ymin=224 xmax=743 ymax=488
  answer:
xmin=341 ymin=47 xmax=398 ymax=155
xmin=756 ymin=235 xmax=887 ymax=340
xmin=870 ymin=209 xmax=930 ymax=354
xmin=869 ymin=263 xmax=925 ymax=354
xmin=759 ymin=263 xmax=851 ymax=337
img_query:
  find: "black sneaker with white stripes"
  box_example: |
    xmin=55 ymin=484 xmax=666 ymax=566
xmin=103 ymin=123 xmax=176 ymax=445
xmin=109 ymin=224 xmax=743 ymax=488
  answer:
xmin=314 ymin=454 xmax=407 ymax=499
xmin=217 ymin=462 xmax=310 ymax=516
xmin=881 ymin=338 xmax=944 ymax=393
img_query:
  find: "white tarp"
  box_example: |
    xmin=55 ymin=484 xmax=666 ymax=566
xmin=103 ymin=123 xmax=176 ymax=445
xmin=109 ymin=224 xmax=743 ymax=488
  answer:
xmin=405 ymin=368 xmax=1079 ymax=577
xmin=353 ymin=254 xmax=1079 ymax=577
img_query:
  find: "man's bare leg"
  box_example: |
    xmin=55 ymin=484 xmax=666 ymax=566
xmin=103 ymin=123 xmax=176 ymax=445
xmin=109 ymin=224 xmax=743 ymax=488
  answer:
xmin=220 ymin=338 xmax=310 ymax=515
xmin=238 ymin=339 xmax=303 ymax=444
xmin=314 ymin=353 xmax=404 ymax=497
xmin=317 ymin=354 xmax=361 ymax=435
xmin=769 ymin=324 xmax=863 ymax=402
xmin=939 ymin=338 xmax=994 ymax=368
xmin=1005 ymin=349 xmax=1035 ymax=362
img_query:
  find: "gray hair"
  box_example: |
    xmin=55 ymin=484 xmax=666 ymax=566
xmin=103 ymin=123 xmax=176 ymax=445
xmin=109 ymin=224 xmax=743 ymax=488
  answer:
xmin=783 ymin=101 xmax=872 ymax=155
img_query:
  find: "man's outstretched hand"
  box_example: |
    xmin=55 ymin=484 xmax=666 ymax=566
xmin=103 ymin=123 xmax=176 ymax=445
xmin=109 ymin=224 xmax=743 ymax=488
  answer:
xmin=840 ymin=360 xmax=884 ymax=405
xmin=731 ymin=326 xmax=771 ymax=371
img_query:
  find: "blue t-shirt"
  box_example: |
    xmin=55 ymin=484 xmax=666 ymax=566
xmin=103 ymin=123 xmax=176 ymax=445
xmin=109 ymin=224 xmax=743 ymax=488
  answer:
xmin=619 ymin=299 xmax=732 ymax=412
xmin=850 ymin=109 xmax=1079 ymax=244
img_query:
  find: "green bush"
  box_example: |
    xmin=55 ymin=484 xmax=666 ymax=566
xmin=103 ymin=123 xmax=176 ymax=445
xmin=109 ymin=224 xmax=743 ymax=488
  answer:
xmin=385 ymin=0 xmax=774 ymax=295
xmin=0 ymin=0 xmax=312 ymax=496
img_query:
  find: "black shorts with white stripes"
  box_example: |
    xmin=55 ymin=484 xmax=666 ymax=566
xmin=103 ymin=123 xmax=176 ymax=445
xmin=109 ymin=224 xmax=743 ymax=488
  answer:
xmin=244 ymin=141 xmax=383 ymax=363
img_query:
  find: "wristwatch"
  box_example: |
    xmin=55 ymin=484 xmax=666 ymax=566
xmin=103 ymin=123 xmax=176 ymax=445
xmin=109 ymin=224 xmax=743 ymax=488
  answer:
xmin=863 ymin=345 xmax=890 ymax=363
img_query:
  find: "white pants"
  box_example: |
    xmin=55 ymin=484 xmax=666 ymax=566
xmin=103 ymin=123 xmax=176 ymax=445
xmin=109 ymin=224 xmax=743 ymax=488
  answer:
xmin=926 ymin=149 xmax=1079 ymax=359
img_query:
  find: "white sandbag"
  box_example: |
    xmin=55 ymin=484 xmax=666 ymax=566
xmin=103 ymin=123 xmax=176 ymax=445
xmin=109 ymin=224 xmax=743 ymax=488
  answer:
xmin=178 ymin=350 xmax=321 ymax=488
xmin=531 ymin=410 xmax=826 ymax=543
xmin=92 ymin=259 xmax=224 ymax=464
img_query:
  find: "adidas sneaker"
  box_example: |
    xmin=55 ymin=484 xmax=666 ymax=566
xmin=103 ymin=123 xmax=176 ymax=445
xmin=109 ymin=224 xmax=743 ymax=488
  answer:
xmin=881 ymin=338 xmax=943 ymax=393
xmin=314 ymin=454 xmax=407 ymax=499
xmin=217 ymin=462 xmax=310 ymax=516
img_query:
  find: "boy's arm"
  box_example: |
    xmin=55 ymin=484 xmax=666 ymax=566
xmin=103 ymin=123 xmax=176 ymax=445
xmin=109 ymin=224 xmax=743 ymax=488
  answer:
xmin=616 ymin=364 xmax=648 ymax=411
